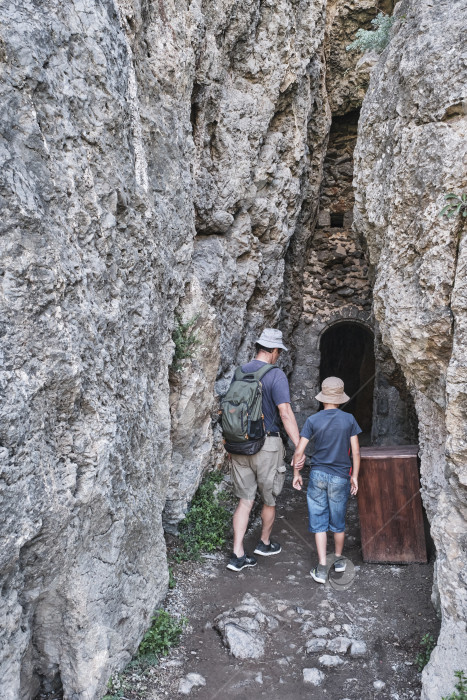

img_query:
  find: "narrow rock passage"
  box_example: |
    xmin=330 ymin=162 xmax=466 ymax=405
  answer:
xmin=154 ymin=474 xmax=439 ymax=700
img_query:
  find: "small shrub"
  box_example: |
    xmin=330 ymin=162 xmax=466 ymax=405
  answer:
xmin=168 ymin=566 xmax=176 ymax=590
xmin=103 ymin=672 xmax=128 ymax=700
xmin=415 ymin=633 xmax=436 ymax=672
xmin=346 ymin=12 xmax=395 ymax=54
xmin=439 ymin=193 xmax=467 ymax=219
xmin=175 ymin=471 xmax=231 ymax=561
xmin=102 ymin=611 xmax=187 ymax=699
xmin=138 ymin=610 xmax=187 ymax=658
xmin=443 ymin=671 xmax=467 ymax=700
xmin=171 ymin=314 xmax=200 ymax=372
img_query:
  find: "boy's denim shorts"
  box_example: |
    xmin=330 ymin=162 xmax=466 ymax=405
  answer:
xmin=307 ymin=469 xmax=350 ymax=533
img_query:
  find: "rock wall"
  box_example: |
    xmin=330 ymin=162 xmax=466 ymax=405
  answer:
xmin=167 ymin=0 xmax=330 ymax=525
xmin=289 ymin=108 xmax=374 ymax=430
xmin=0 ymin=0 xmax=332 ymax=697
xmin=289 ymin=0 xmax=415 ymax=447
xmin=0 ymin=1 xmax=201 ymax=697
xmin=353 ymin=0 xmax=467 ymax=695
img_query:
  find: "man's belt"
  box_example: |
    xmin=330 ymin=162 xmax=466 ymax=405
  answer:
xmin=266 ymin=431 xmax=280 ymax=437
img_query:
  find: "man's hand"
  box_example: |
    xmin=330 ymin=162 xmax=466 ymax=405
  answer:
xmin=293 ymin=470 xmax=303 ymax=491
xmin=350 ymin=476 xmax=358 ymax=495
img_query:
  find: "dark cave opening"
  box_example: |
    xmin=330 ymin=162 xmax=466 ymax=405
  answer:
xmin=319 ymin=322 xmax=375 ymax=437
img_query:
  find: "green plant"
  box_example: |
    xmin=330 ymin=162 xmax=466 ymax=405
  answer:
xmin=439 ymin=193 xmax=467 ymax=219
xmin=175 ymin=470 xmax=231 ymax=561
xmin=171 ymin=314 xmax=200 ymax=372
xmin=346 ymin=12 xmax=395 ymax=54
xmin=168 ymin=566 xmax=176 ymax=589
xmin=442 ymin=671 xmax=467 ymax=700
xmin=102 ymin=672 xmax=128 ymax=700
xmin=138 ymin=610 xmax=187 ymax=658
xmin=102 ymin=610 xmax=187 ymax=699
xmin=415 ymin=633 xmax=436 ymax=672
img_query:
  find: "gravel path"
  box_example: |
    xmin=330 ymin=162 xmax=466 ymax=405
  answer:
xmin=131 ymin=471 xmax=440 ymax=700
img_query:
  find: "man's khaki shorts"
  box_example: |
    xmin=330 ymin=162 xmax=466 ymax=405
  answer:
xmin=230 ymin=436 xmax=286 ymax=506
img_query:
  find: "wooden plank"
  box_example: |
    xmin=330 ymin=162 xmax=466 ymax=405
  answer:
xmin=358 ymin=449 xmax=427 ymax=564
xmin=360 ymin=445 xmax=419 ymax=459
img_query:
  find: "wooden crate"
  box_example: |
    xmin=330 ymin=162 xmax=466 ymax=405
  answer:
xmin=357 ymin=446 xmax=427 ymax=563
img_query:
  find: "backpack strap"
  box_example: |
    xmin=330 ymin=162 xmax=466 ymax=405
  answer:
xmin=254 ymin=363 xmax=277 ymax=381
xmin=235 ymin=363 xmax=277 ymax=382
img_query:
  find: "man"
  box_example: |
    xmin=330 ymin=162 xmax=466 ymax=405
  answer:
xmin=227 ymin=328 xmax=305 ymax=572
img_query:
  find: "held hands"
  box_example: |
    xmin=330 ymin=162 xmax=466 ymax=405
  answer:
xmin=292 ymin=454 xmax=305 ymax=470
xmin=292 ymin=449 xmax=305 ymax=490
xmin=350 ymin=476 xmax=358 ymax=496
xmin=291 ymin=452 xmax=306 ymax=469
xmin=292 ymin=469 xmax=303 ymax=491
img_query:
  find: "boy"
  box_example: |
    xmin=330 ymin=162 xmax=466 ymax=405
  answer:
xmin=292 ymin=376 xmax=361 ymax=583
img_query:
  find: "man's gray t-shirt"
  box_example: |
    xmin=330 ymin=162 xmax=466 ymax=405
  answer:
xmin=300 ymin=409 xmax=361 ymax=478
xmin=240 ymin=360 xmax=290 ymax=432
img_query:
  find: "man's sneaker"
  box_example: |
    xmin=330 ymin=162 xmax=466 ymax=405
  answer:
xmin=310 ymin=564 xmax=328 ymax=584
xmin=226 ymin=553 xmax=257 ymax=572
xmin=334 ymin=557 xmax=347 ymax=573
xmin=254 ymin=540 xmax=282 ymax=556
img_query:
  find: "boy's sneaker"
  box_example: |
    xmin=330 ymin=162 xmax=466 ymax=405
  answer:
xmin=227 ymin=552 xmax=257 ymax=572
xmin=334 ymin=557 xmax=347 ymax=573
xmin=254 ymin=540 xmax=282 ymax=556
xmin=311 ymin=564 xmax=328 ymax=584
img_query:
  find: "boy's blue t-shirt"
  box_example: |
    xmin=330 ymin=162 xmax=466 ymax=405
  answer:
xmin=300 ymin=409 xmax=361 ymax=477
xmin=240 ymin=360 xmax=290 ymax=432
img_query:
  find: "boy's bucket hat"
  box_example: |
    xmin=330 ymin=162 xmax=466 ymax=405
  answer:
xmin=315 ymin=376 xmax=349 ymax=404
xmin=255 ymin=328 xmax=288 ymax=351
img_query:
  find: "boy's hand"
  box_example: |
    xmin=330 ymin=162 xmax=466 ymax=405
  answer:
xmin=293 ymin=470 xmax=303 ymax=491
xmin=292 ymin=454 xmax=305 ymax=470
xmin=350 ymin=476 xmax=358 ymax=495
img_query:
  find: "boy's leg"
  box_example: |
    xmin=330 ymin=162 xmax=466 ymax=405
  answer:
xmin=233 ymin=498 xmax=254 ymax=557
xmin=328 ymin=475 xmax=351 ymax=562
xmin=315 ymin=531 xmax=328 ymax=566
xmin=307 ymin=472 xmax=331 ymax=582
xmin=334 ymin=531 xmax=345 ymax=557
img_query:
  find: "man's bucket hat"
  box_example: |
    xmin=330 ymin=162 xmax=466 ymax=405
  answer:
xmin=255 ymin=328 xmax=288 ymax=351
xmin=315 ymin=376 xmax=349 ymax=404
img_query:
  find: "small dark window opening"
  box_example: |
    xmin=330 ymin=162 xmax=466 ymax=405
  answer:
xmin=330 ymin=213 xmax=345 ymax=228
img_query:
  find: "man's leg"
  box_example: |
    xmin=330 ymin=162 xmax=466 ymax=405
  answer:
xmin=334 ymin=531 xmax=345 ymax=557
xmin=260 ymin=504 xmax=275 ymax=545
xmin=232 ymin=498 xmax=254 ymax=557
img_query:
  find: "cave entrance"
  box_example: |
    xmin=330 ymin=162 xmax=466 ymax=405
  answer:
xmin=319 ymin=322 xmax=375 ymax=440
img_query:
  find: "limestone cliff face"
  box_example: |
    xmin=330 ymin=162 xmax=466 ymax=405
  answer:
xmin=0 ymin=1 xmax=198 ymax=698
xmin=354 ymin=0 xmax=467 ymax=695
xmin=167 ymin=0 xmax=330 ymax=525
xmin=0 ymin=0 xmax=330 ymax=697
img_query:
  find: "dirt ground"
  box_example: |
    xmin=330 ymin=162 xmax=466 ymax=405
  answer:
xmin=126 ymin=471 xmax=440 ymax=700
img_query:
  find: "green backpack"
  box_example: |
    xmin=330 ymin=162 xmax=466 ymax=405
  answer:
xmin=220 ymin=364 xmax=276 ymax=455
